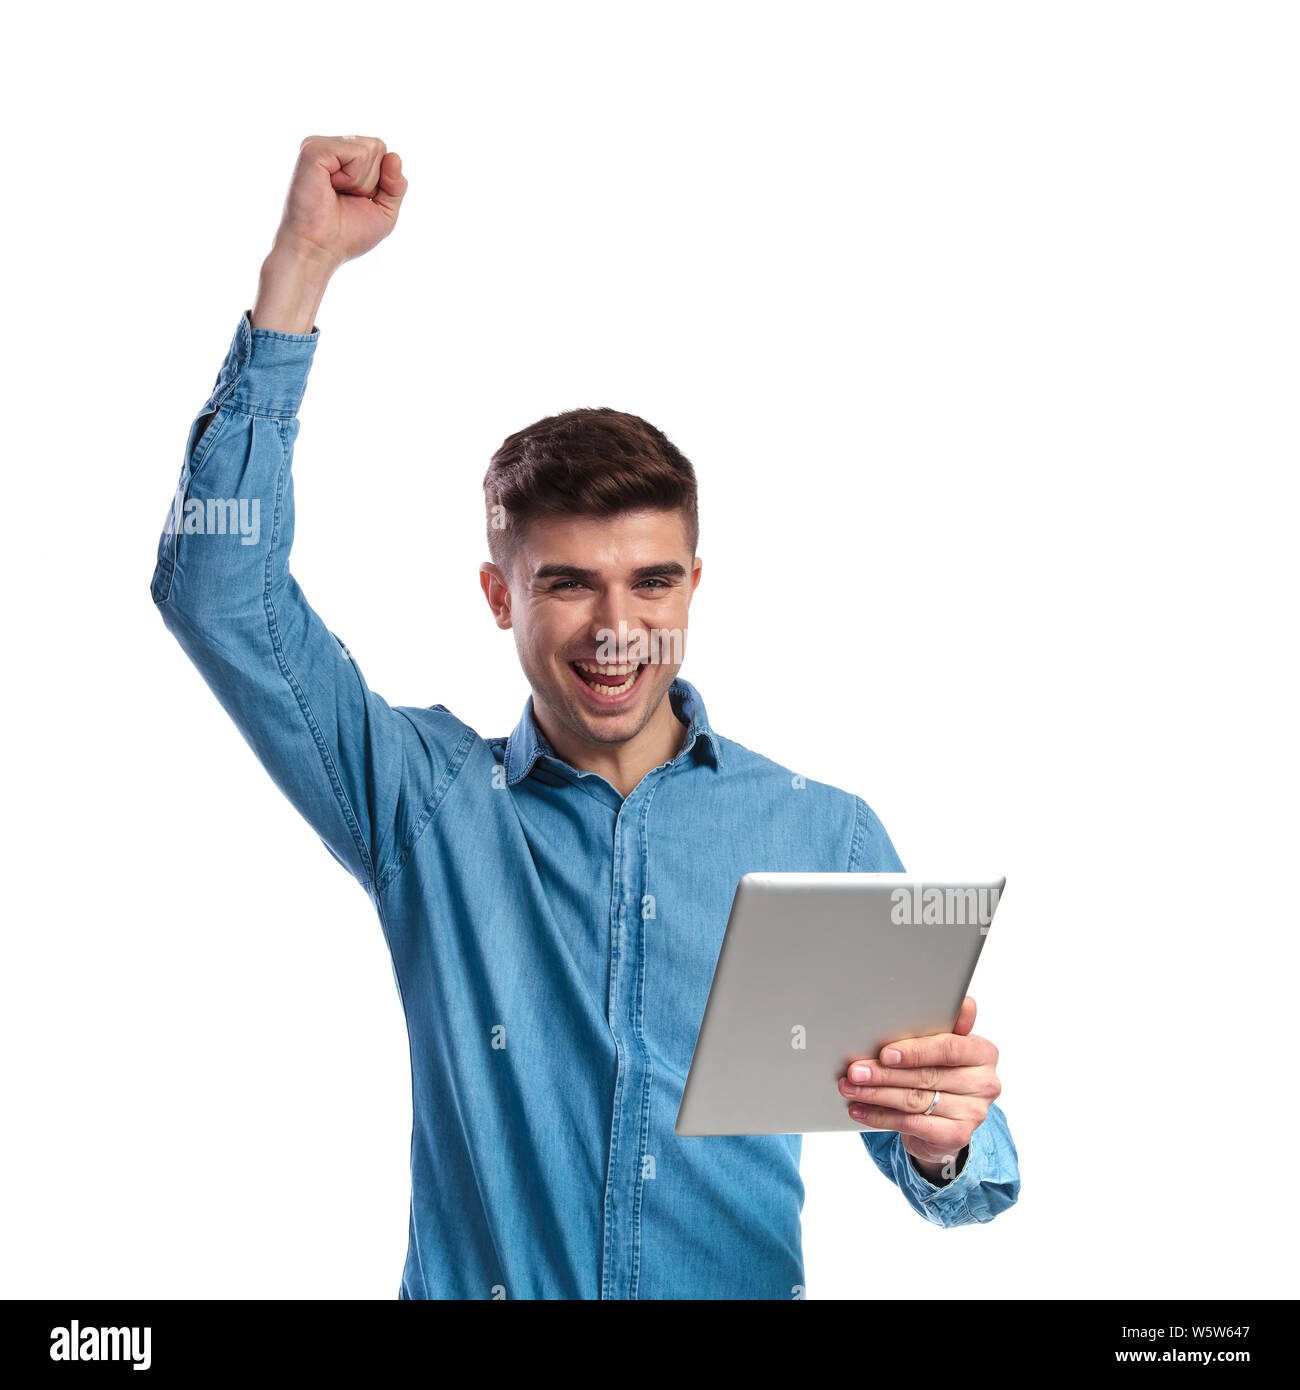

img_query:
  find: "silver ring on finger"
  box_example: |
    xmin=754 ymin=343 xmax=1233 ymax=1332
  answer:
xmin=923 ymin=1089 xmax=941 ymax=1116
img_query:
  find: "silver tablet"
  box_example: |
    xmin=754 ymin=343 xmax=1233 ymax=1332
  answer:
xmin=674 ymin=872 xmax=1005 ymax=1136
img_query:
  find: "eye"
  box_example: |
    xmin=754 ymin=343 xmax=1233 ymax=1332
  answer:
xmin=549 ymin=580 xmax=585 ymax=591
xmin=637 ymin=578 xmax=670 ymax=589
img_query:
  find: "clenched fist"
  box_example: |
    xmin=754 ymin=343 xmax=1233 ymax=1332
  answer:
xmin=277 ymin=135 xmax=408 ymax=271
xmin=252 ymin=134 xmax=408 ymax=335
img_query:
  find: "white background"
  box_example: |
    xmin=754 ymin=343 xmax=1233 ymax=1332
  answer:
xmin=2 ymin=0 xmax=1296 ymax=1300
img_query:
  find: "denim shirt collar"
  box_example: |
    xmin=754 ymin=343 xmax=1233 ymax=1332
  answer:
xmin=505 ymin=676 xmax=725 ymax=786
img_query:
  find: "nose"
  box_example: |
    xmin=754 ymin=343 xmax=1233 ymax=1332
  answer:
xmin=587 ymin=595 xmax=646 ymax=662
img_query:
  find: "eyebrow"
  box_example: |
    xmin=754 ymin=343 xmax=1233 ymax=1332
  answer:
xmin=532 ymin=561 xmax=689 ymax=583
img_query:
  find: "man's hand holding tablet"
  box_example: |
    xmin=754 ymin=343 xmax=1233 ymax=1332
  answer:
xmin=839 ymin=995 xmax=1003 ymax=1184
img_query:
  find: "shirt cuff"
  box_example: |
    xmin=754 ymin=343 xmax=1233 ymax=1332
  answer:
xmin=894 ymin=1123 xmax=987 ymax=1210
xmin=202 ymin=310 xmax=321 ymax=421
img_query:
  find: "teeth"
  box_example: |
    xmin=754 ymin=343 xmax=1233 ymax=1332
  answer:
xmin=573 ymin=660 xmax=641 ymax=695
xmin=576 ymin=661 xmax=639 ymax=676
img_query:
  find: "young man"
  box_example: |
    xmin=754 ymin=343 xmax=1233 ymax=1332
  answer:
xmin=151 ymin=135 xmax=1020 ymax=1300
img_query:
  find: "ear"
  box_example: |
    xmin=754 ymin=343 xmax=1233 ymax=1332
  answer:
xmin=479 ymin=562 xmax=513 ymax=630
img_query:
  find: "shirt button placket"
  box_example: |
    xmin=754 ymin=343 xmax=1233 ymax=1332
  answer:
xmin=601 ymin=790 xmax=651 ymax=1301
xmin=601 ymin=814 xmax=628 ymax=1299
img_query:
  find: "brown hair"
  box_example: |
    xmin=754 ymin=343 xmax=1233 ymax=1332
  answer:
xmin=484 ymin=407 xmax=699 ymax=580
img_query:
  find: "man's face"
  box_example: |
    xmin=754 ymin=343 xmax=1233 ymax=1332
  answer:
xmin=480 ymin=508 xmax=701 ymax=749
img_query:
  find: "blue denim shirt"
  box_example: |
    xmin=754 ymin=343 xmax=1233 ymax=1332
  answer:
xmin=151 ymin=313 xmax=1021 ymax=1299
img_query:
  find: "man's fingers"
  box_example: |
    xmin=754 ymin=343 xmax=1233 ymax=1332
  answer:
xmin=325 ymin=136 xmax=388 ymax=194
xmin=842 ymin=1085 xmax=983 ymax=1119
xmin=848 ymin=1105 xmax=971 ymax=1147
xmin=874 ymin=1030 xmax=997 ymax=1071
xmin=372 ymin=151 xmax=408 ymax=217
xmin=839 ymin=1064 xmax=998 ymax=1100
xmin=952 ymin=995 xmax=977 ymax=1036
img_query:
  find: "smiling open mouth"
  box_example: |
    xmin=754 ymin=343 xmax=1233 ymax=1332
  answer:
xmin=569 ymin=659 xmax=648 ymax=697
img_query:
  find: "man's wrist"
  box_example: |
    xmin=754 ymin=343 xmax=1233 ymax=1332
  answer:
xmin=908 ymin=1145 xmax=968 ymax=1187
xmin=251 ymin=242 xmax=336 ymax=336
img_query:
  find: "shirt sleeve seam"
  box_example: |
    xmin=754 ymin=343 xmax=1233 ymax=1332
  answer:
xmin=250 ymin=325 xmax=320 ymax=344
xmin=847 ymin=794 xmax=869 ymax=872
xmin=224 ymin=398 xmax=308 ymax=421
xmin=262 ymin=418 xmax=378 ymax=890
xmin=374 ymin=726 xmax=479 ymax=895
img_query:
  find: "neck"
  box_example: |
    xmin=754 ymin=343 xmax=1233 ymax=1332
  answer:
xmin=533 ymin=689 xmax=689 ymax=799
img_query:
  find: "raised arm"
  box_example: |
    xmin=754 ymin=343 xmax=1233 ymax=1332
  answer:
xmin=151 ymin=136 xmax=470 ymax=897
